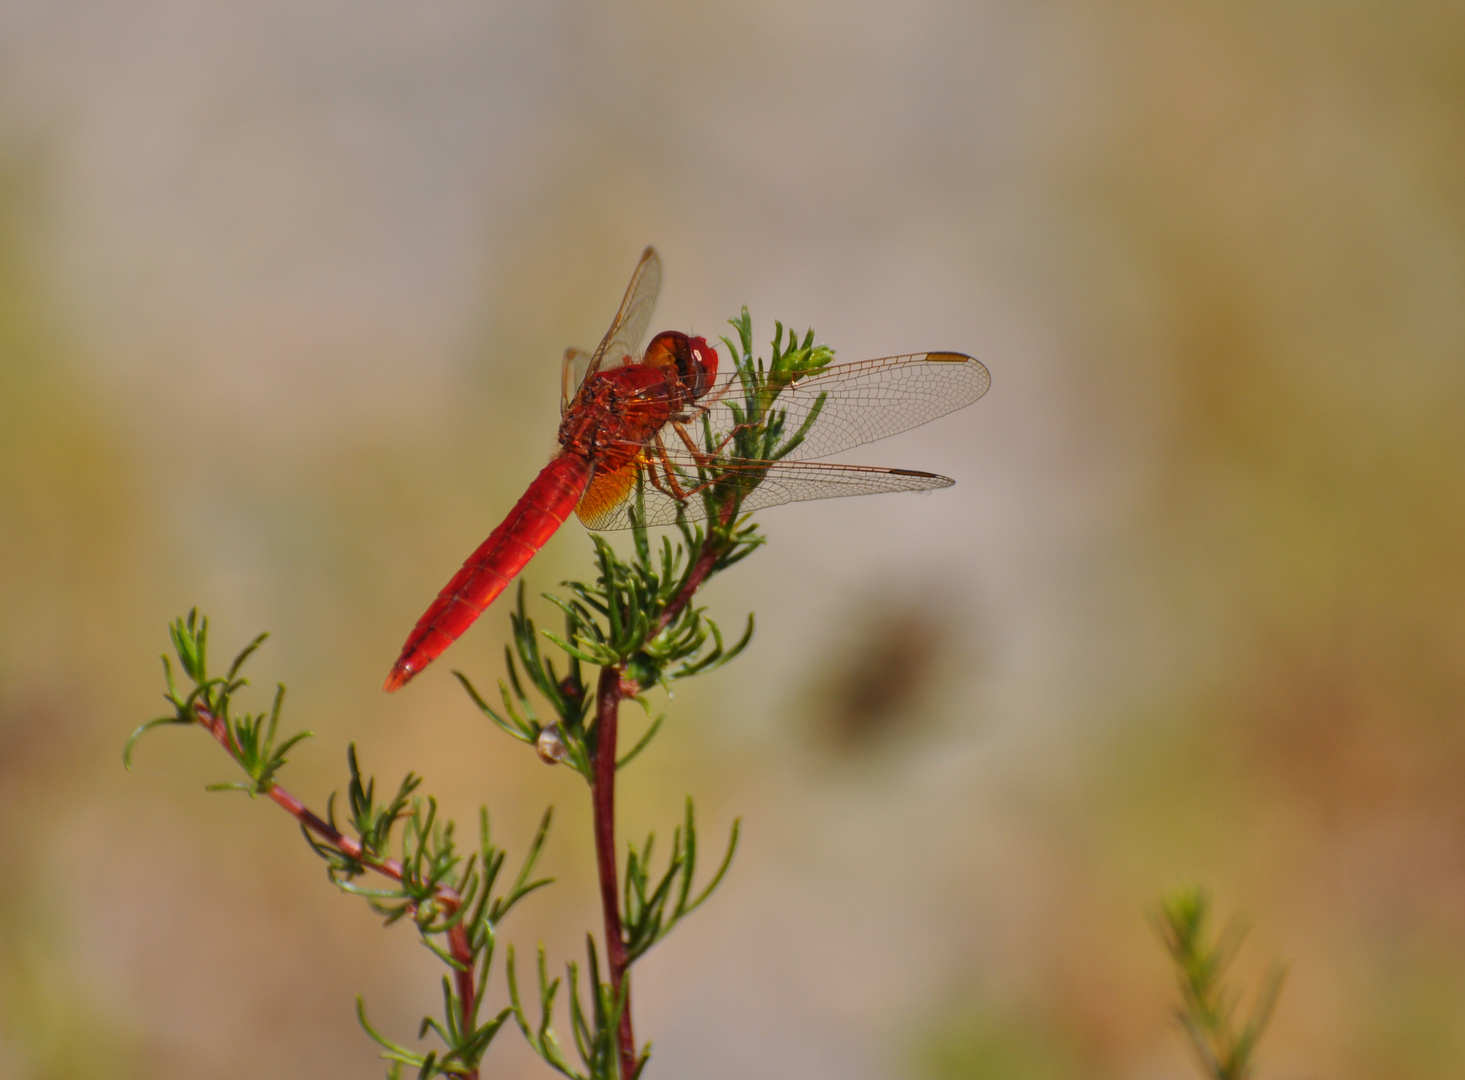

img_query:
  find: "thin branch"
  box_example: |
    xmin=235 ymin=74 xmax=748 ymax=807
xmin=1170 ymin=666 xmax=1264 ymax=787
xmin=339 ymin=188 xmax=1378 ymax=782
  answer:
xmin=592 ymin=667 xmax=638 ymax=1079
xmin=657 ymin=499 xmax=740 ymax=636
xmin=192 ymin=700 xmax=481 ymax=1080
xmin=658 ymin=540 xmax=721 ymax=634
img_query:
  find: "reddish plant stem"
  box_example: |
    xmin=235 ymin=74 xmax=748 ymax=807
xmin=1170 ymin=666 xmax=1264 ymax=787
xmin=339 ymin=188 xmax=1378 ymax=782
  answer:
xmin=658 ymin=503 xmax=737 ymax=634
xmin=192 ymin=703 xmax=479 ymax=1079
xmin=586 ymin=513 xmax=738 ymax=1078
xmin=659 ymin=542 xmax=720 ymax=634
xmin=592 ymin=666 xmax=637 ymax=1078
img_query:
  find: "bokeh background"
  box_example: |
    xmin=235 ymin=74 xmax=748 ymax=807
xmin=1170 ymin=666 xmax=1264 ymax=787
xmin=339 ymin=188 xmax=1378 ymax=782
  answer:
xmin=2 ymin=2 xmax=1463 ymax=1077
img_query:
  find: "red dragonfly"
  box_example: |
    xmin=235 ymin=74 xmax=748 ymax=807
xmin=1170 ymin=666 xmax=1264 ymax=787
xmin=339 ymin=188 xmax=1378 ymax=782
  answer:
xmin=384 ymin=247 xmax=990 ymax=691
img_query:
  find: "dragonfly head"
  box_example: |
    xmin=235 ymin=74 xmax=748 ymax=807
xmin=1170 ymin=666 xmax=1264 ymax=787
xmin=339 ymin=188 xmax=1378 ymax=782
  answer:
xmin=644 ymin=330 xmax=718 ymax=400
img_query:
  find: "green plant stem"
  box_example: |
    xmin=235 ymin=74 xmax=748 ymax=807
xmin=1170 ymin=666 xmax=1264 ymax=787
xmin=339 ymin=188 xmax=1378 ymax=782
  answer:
xmin=592 ymin=665 xmax=636 ymax=1078
xmin=191 ymin=699 xmax=481 ymax=1079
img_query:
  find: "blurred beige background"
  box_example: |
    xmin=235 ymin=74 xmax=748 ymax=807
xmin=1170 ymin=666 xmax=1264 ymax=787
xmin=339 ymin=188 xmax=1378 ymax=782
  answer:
xmin=2 ymin=2 xmax=1463 ymax=1078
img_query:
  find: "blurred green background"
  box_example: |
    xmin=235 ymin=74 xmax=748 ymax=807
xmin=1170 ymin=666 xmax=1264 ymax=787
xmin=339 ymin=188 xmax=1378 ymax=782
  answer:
xmin=2 ymin=2 xmax=1463 ymax=1078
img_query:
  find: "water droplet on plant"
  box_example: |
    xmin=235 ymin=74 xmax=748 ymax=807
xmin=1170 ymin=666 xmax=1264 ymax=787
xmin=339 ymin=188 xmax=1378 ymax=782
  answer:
xmin=536 ymin=724 xmax=569 ymax=765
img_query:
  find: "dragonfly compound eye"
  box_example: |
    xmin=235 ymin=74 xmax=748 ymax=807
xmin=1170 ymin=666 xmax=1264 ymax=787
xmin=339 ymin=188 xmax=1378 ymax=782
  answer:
xmin=685 ymin=336 xmax=717 ymax=399
xmin=645 ymin=330 xmax=716 ymax=399
xmin=642 ymin=331 xmax=686 ymax=373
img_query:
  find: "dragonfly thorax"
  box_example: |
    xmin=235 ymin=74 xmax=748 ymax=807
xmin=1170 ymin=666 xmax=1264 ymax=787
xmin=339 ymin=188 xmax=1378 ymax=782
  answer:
xmin=557 ymin=332 xmax=716 ymax=468
xmin=557 ymin=364 xmax=681 ymax=468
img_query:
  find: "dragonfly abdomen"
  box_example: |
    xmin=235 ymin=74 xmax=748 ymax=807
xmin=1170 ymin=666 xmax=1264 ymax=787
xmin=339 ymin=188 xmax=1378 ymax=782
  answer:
xmin=384 ymin=453 xmax=593 ymax=691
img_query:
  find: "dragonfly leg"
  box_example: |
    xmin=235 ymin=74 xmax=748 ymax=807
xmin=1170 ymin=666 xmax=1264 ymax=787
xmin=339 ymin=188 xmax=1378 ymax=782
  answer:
xmin=648 ymin=429 xmax=742 ymax=505
xmin=643 ymin=461 xmax=679 ymax=500
xmin=672 ymin=418 xmax=715 ymax=463
xmin=674 ymin=409 xmax=757 ymax=462
xmin=648 ymin=431 xmax=696 ymax=500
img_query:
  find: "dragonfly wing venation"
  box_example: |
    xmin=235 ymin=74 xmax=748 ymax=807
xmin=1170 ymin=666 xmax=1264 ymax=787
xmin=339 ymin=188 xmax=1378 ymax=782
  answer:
xmin=576 ymin=460 xmax=643 ymax=529
xmin=561 ymin=347 xmax=593 ymax=413
xmin=586 ymin=246 xmax=663 ymax=377
xmin=583 ymin=458 xmax=954 ymax=531
xmin=627 ymin=351 xmax=990 ymax=462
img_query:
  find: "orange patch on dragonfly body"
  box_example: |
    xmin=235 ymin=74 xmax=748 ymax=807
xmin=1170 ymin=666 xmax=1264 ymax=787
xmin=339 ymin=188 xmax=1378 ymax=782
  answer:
xmin=577 ymin=460 xmax=644 ymax=529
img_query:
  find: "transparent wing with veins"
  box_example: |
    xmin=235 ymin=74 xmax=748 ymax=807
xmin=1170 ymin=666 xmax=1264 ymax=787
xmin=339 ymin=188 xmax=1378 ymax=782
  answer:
xmin=577 ymin=457 xmax=957 ymax=530
xmin=618 ymin=349 xmax=990 ymax=461
xmin=561 ymin=246 xmax=663 ymax=412
xmin=576 ymin=349 xmax=991 ymax=530
xmin=708 ymin=350 xmax=990 ymax=462
xmin=560 ymin=347 xmax=593 ymax=414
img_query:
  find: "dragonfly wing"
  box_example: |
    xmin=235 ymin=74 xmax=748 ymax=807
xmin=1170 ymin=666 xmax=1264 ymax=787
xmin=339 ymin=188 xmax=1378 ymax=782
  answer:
xmin=675 ymin=352 xmax=990 ymax=462
xmin=576 ymin=460 xmax=643 ymax=529
xmin=586 ymin=247 xmax=663 ymax=379
xmin=561 ymin=347 xmax=593 ymax=414
xmin=580 ymin=456 xmax=954 ymax=531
